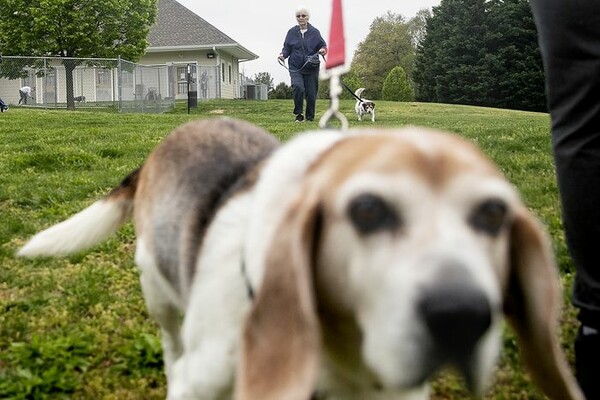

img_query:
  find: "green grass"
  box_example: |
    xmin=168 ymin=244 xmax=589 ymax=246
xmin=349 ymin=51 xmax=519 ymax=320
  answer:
xmin=0 ymin=100 xmax=574 ymax=399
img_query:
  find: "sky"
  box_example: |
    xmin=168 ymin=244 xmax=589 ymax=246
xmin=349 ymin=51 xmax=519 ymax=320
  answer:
xmin=177 ymin=0 xmax=442 ymax=86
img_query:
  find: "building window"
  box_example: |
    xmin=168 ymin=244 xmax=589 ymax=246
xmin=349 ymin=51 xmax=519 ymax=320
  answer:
xmin=228 ymin=64 xmax=232 ymax=84
xmin=97 ymin=69 xmax=111 ymax=86
xmin=177 ymin=66 xmax=187 ymax=94
xmin=121 ymin=70 xmax=133 ymax=85
xmin=222 ymin=63 xmax=225 ymax=83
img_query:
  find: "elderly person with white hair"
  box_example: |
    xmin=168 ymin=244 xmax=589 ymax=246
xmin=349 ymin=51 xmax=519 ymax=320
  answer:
xmin=278 ymin=6 xmax=327 ymax=122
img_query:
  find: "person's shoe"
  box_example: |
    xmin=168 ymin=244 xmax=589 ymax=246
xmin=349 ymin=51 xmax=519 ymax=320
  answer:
xmin=575 ymin=312 xmax=600 ymax=399
xmin=295 ymin=114 xmax=305 ymax=122
xmin=306 ymin=118 xmax=314 ymax=122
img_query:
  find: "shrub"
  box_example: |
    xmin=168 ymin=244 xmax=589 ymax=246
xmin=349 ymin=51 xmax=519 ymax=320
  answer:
xmin=382 ymin=66 xmax=414 ymax=101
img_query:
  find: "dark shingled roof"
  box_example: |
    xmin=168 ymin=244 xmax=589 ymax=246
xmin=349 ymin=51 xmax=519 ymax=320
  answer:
xmin=147 ymin=0 xmax=258 ymax=60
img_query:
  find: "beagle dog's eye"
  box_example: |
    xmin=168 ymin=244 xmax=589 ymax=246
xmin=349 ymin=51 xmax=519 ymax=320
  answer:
xmin=469 ymin=198 xmax=508 ymax=236
xmin=347 ymin=193 xmax=400 ymax=235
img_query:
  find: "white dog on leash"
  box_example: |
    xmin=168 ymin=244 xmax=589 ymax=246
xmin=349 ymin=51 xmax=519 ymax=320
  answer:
xmin=354 ymin=87 xmax=376 ymax=122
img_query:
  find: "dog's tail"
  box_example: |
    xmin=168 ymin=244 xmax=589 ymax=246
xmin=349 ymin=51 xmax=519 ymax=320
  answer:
xmin=354 ymin=87 xmax=365 ymax=99
xmin=17 ymin=168 xmax=141 ymax=258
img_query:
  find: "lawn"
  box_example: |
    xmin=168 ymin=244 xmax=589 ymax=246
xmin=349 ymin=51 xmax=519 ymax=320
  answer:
xmin=0 ymin=99 xmax=574 ymax=399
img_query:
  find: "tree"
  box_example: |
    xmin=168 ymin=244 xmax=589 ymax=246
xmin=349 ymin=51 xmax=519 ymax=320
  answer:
xmin=414 ymin=0 xmax=489 ymax=105
xmin=407 ymin=9 xmax=432 ymax=48
xmin=382 ymin=66 xmax=413 ymax=101
xmin=269 ymin=82 xmax=292 ymax=99
xmin=414 ymin=0 xmax=545 ymax=111
xmin=253 ymin=72 xmax=274 ymax=91
xmin=482 ymin=0 xmax=545 ymax=111
xmin=351 ymin=12 xmax=414 ymax=99
xmin=0 ymin=0 xmax=157 ymax=110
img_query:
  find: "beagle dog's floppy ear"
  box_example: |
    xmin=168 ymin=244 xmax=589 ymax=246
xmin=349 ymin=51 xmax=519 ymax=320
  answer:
xmin=504 ymin=209 xmax=584 ymax=400
xmin=235 ymin=190 xmax=322 ymax=400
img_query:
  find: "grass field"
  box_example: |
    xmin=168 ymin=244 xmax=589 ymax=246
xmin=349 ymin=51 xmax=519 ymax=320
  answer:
xmin=0 ymin=99 xmax=576 ymax=399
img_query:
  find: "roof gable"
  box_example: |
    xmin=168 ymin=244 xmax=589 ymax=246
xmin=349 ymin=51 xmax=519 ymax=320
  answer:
xmin=148 ymin=0 xmax=238 ymax=48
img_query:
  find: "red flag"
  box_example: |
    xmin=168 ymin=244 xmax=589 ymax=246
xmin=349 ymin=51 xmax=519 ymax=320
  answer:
xmin=325 ymin=0 xmax=345 ymax=69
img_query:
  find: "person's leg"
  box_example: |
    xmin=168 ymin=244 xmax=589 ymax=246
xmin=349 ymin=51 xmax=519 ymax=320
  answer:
xmin=18 ymin=90 xmax=24 ymax=105
xmin=290 ymin=71 xmax=305 ymax=120
xmin=303 ymin=72 xmax=319 ymax=121
xmin=531 ymin=1 xmax=600 ymax=397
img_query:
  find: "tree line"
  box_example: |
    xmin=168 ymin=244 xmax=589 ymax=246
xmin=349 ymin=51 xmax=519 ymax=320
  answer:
xmin=262 ymin=0 xmax=545 ymax=112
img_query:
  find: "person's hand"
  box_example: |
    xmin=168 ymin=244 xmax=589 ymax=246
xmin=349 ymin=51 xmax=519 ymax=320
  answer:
xmin=277 ymin=54 xmax=285 ymax=62
xmin=318 ymin=48 xmax=327 ymax=56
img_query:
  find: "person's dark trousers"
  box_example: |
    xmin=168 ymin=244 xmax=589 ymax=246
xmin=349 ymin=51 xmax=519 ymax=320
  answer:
xmin=531 ymin=1 xmax=600 ymax=398
xmin=19 ymin=90 xmax=27 ymax=105
xmin=290 ymin=71 xmax=319 ymax=120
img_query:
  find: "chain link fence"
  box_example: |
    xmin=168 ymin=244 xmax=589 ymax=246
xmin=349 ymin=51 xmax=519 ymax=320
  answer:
xmin=0 ymin=56 xmax=179 ymax=113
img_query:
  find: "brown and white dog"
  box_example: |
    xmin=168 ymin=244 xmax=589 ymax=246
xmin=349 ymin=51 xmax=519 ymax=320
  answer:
xmin=355 ymin=87 xmax=375 ymax=122
xmin=18 ymin=118 xmax=582 ymax=400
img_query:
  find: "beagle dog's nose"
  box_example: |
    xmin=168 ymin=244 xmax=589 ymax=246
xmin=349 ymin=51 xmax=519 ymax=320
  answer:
xmin=418 ymin=283 xmax=492 ymax=356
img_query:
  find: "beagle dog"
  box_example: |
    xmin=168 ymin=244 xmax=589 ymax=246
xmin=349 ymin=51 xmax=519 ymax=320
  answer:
xmin=355 ymin=87 xmax=376 ymax=122
xmin=18 ymin=118 xmax=583 ymax=400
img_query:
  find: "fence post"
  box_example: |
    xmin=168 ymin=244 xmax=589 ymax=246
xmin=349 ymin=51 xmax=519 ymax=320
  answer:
xmin=53 ymin=58 xmax=57 ymax=108
xmin=43 ymin=57 xmax=47 ymax=107
xmin=117 ymin=56 xmax=123 ymax=112
xmin=157 ymin=66 xmax=161 ymax=112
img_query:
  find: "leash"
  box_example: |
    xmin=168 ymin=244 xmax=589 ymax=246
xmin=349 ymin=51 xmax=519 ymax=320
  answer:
xmin=278 ymin=56 xmax=364 ymax=103
xmin=319 ymin=0 xmax=349 ymax=130
xmin=277 ymin=54 xmax=324 ymax=74
xmin=339 ymin=80 xmax=364 ymax=102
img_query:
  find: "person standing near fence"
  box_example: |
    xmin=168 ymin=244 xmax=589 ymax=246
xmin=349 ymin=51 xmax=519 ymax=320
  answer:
xmin=530 ymin=1 xmax=600 ymax=398
xmin=18 ymin=86 xmax=34 ymax=105
xmin=278 ymin=6 xmax=327 ymax=123
xmin=200 ymin=71 xmax=208 ymax=99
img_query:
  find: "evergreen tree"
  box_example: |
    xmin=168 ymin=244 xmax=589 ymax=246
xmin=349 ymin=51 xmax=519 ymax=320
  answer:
xmin=414 ymin=0 xmax=546 ymax=111
xmin=269 ymin=82 xmax=292 ymax=99
xmin=483 ymin=0 xmax=545 ymax=111
xmin=414 ymin=0 xmax=489 ymax=105
xmin=382 ymin=66 xmax=414 ymax=101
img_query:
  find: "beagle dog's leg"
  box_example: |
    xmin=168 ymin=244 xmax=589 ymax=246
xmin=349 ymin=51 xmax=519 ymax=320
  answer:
xmin=371 ymin=109 xmax=375 ymax=122
xmin=167 ymin=255 xmax=250 ymax=400
xmin=168 ymin=338 xmax=237 ymax=400
xmin=169 ymin=193 xmax=254 ymax=400
xmin=136 ymin=239 xmax=183 ymax=382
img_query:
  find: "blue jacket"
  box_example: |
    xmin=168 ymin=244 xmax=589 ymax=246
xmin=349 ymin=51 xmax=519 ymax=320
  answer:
xmin=281 ymin=23 xmax=327 ymax=74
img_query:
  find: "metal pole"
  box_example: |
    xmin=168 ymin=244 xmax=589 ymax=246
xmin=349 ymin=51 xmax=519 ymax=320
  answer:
xmin=117 ymin=56 xmax=123 ymax=112
xmin=187 ymin=64 xmax=191 ymax=114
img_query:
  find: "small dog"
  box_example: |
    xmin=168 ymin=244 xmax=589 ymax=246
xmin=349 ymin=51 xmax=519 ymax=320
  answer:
xmin=354 ymin=87 xmax=376 ymax=122
xmin=18 ymin=118 xmax=583 ymax=400
xmin=74 ymin=95 xmax=86 ymax=103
